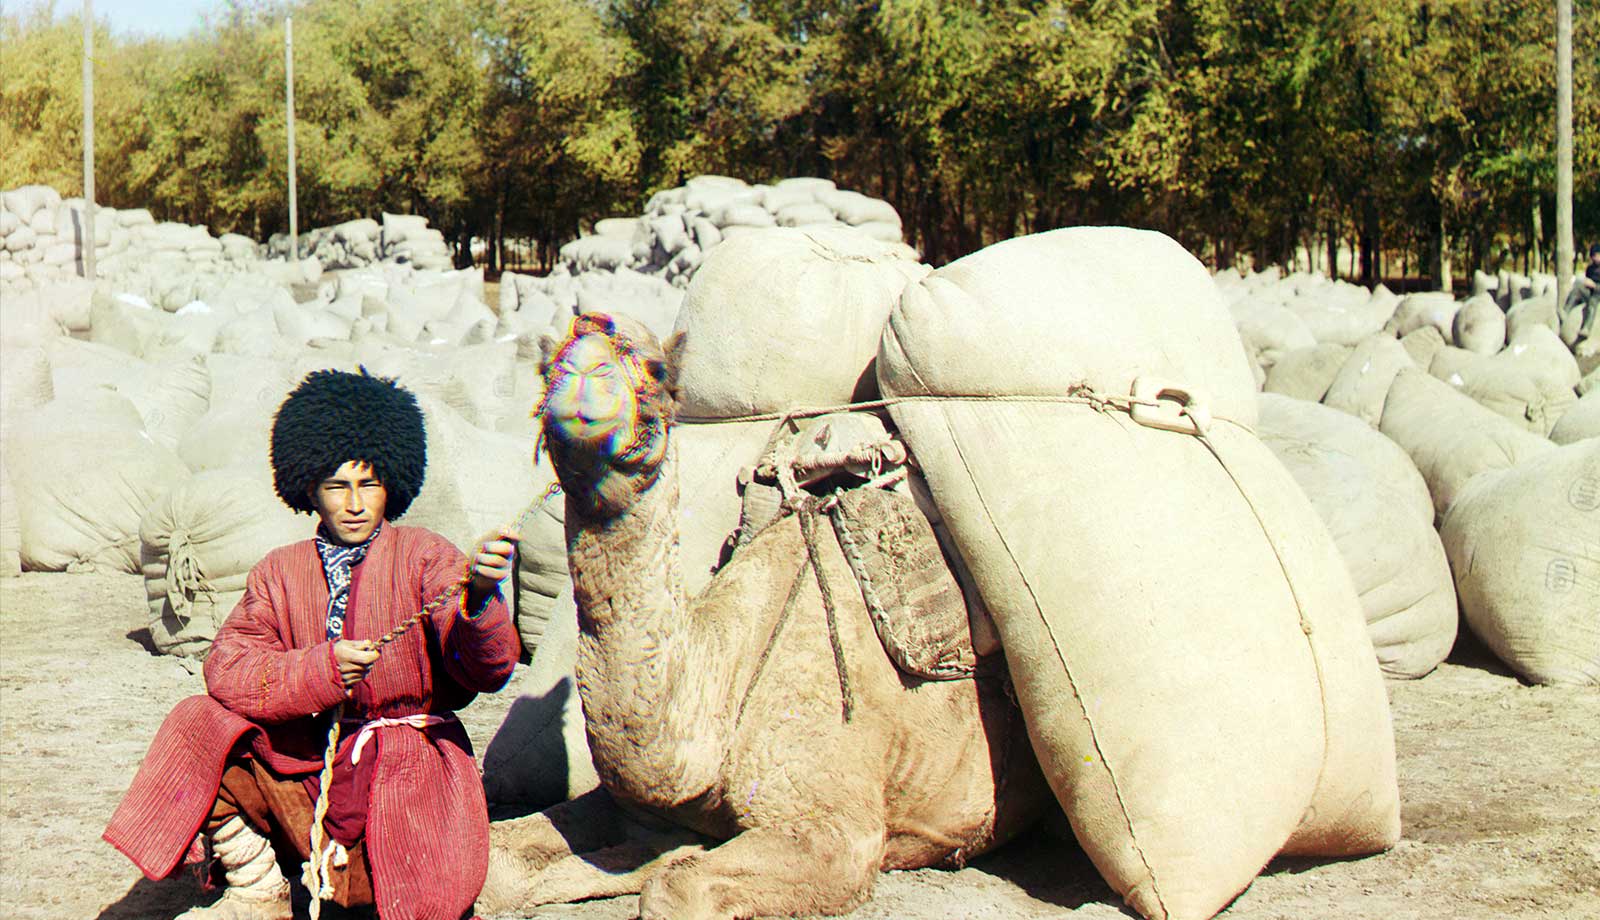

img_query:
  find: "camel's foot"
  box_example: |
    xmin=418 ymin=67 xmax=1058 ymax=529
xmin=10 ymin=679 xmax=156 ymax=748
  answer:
xmin=488 ymin=787 xmax=626 ymax=872
xmin=639 ymin=821 xmax=883 ymax=920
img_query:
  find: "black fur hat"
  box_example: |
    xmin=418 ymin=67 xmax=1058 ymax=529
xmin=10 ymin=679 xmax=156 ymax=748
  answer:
xmin=270 ymin=368 xmax=427 ymax=518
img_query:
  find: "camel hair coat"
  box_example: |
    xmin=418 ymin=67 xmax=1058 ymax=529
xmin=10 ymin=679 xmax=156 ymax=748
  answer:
xmin=105 ymin=523 xmax=519 ymax=920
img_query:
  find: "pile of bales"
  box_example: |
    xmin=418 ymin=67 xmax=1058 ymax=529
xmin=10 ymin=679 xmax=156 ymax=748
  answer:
xmin=0 ymin=177 xmax=1594 ymax=919
xmin=496 ymin=175 xmax=914 ymax=340
xmin=265 ymin=212 xmax=456 ymax=272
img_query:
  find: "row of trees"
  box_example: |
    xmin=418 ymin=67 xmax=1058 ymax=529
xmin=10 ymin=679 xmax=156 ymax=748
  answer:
xmin=3 ymin=0 xmax=1596 ymax=284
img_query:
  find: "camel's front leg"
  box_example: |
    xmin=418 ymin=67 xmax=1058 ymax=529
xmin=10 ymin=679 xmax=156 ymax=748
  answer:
xmin=639 ymin=815 xmax=888 ymax=920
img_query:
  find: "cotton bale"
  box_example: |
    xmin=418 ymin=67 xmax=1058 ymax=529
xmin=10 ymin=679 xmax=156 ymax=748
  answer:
xmin=1 ymin=185 xmax=61 ymax=222
xmin=1440 ymin=442 xmax=1599 ymax=685
xmin=1386 ymin=291 xmax=1460 ymax=340
xmin=0 ymin=346 xmax=53 ymax=445
xmin=1289 ymin=282 xmax=1394 ymax=346
xmin=1453 ymin=293 xmax=1506 ymax=355
xmin=481 ymin=587 xmax=598 ymax=810
xmin=574 ymin=267 xmax=683 ymax=342
xmin=140 ymin=467 xmax=307 ymax=657
xmin=672 ymin=227 xmax=930 ymax=420
xmin=88 ymin=290 xmax=169 ymax=357
xmin=1230 ymin=296 xmax=1318 ymax=365
xmin=817 ymin=188 xmax=901 ymax=227
xmin=0 ymin=287 xmax=65 ymax=348
xmin=4 ymin=389 xmax=190 ymax=573
xmin=711 ymin=203 xmax=777 ymax=229
xmin=1399 ymin=325 xmax=1448 ymax=368
xmin=401 ymin=396 xmax=547 ymax=554
xmin=113 ymin=352 xmax=212 ymax=451
xmin=4 ymin=224 xmax=37 ymax=253
xmin=557 ymin=236 xmax=632 ymax=273
xmin=1262 ymin=344 xmax=1352 ymax=402
xmin=774 ymin=202 xmax=837 ymax=228
xmin=0 ymin=454 xmax=20 ymax=577
xmin=1257 ymin=394 xmax=1456 ymax=678
xmin=879 ymin=227 xmax=1399 ymax=920
xmin=1321 ymin=334 xmax=1415 ymax=426
xmin=1378 ymin=368 xmax=1555 ymax=521
xmin=1549 ymin=390 xmax=1600 ymax=444
xmin=1505 ymin=295 xmax=1559 ymax=341
xmin=272 ymin=299 xmax=354 ymax=343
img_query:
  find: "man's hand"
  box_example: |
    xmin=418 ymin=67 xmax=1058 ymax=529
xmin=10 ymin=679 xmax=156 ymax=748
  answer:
xmin=467 ymin=526 xmax=522 ymax=600
xmin=334 ymin=639 xmax=379 ymax=690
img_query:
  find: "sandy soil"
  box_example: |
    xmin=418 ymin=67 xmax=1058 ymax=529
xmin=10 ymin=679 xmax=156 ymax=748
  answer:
xmin=2 ymin=569 xmax=1596 ymax=919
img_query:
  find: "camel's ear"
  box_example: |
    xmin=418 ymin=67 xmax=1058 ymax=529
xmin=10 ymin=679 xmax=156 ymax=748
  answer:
xmin=661 ymin=331 xmax=687 ymax=385
xmin=537 ymin=332 xmax=563 ymax=376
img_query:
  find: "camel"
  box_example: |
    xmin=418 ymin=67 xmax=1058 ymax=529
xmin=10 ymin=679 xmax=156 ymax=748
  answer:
xmin=479 ymin=313 xmax=1050 ymax=920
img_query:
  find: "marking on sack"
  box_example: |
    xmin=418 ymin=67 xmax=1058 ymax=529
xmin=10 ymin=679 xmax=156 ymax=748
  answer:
xmin=1545 ymin=559 xmax=1576 ymax=593
xmin=1569 ymin=476 xmax=1600 ymax=512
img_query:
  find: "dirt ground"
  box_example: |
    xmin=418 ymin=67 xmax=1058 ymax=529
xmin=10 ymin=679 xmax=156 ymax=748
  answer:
xmin=2 ymin=569 xmax=1596 ymax=919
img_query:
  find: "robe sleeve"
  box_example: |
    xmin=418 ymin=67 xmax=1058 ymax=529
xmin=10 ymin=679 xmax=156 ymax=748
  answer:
xmin=204 ymin=556 xmax=349 ymax=723
xmin=420 ymin=533 xmax=518 ymax=693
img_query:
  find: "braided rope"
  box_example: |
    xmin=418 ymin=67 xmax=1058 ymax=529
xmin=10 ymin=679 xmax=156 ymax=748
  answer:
xmin=678 ymin=386 xmax=1185 ymax=427
xmin=304 ymin=564 xmax=474 ymax=919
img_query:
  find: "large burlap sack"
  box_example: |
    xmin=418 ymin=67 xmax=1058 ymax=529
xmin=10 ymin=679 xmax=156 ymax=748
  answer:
xmin=1549 ymin=390 xmax=1600 ymax=445
xmin=1377 ymin=369 xmax=1554 ymax=521
xmin=0 ymin=346 xmax=53 ymax=442
xmin=1287 ymin=283 xmax=1393 ymax=346
xmin=4 ymin=391 xmax=190 ymax=573
xmin=1230 ymin=297 xmax=1317 ymax=363
xmin=90 ymin=289 xmax=169 ymax=356
xmin=879 ymin=228 xmax=1398 ymax=920
xmin=1321 ymin=334 xmax=1414 ymax=426
xmin=0 ymin=455 xmax=20 ymax=576
xmin=1452 ymin=293 xmax=1506 ymax=355
xmin=1399 ymin=324 xmax=1448 ymax=368
xmin=402 ymin=396 xmax=548 ymax=554
xmin=482 ymin=588 xmax=599 ymax=810
xmin=1429 ymin=326 xmax=1579 ymax=436
xmin=115 ymin=353 xmax=212 ymax=451
xmin=1262 ymin=344 xmax=1351 ymax=402
xmin=139 ymin=468 xmax=307 ymax=657
xmin=1440 ymin=442 xmax=1599 ymax=685
xmin=671 ymin=227 xmax=929 ymax=420
xmin=1257 ymin=395 xmax=1456 ymax=678
xmin=1386 ymin=291 xmax=1459 ymax=339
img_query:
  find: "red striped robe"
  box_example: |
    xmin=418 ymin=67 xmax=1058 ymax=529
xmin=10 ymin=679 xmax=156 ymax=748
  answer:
xmin=104 ymin=524 xmax=519 ymax=920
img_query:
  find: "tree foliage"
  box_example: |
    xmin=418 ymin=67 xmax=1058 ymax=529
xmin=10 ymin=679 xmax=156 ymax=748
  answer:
xmin=2 ymin=0 xmax=1594 ymax=281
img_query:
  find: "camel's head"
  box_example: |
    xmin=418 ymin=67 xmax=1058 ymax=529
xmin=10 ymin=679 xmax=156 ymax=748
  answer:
xmin=537 ymin=312 xmax=683 ymax=516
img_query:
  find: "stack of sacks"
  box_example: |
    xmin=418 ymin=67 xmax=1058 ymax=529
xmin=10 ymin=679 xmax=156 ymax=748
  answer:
xmin=498 ymin=265 xmax=683 ymax=341
xmin=550 ymin=175 xmax=914 ymax=291
xmin=3 ymin=389 xmax=189 ymax=573
xmin=483 ymin=227 xmax=931 ymax=812
xmin=139 ymin=468 xmax=307 ymax=658
xmin=1440 ymin=442 xmax=1599 ymax=685
xmin=1217 ymin=270 xmax=1398 ymax=386
xmin=880 ymin=227 xmax=1399 ymax=920
xmin=1257 ymin=394 xmax=1457 ymax=678
xmin=0 ymin=185 xmax=266 ymax=296
xmin=266 ymin=213 xmax=453 ymax=273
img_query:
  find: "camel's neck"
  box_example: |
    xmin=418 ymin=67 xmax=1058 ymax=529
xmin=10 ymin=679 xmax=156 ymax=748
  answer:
xmin=562 ymin=439 xmax=725 ymax=807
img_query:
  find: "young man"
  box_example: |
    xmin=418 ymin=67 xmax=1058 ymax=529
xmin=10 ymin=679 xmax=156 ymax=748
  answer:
xmin=105 ymin=369 xmax=522 ymax=919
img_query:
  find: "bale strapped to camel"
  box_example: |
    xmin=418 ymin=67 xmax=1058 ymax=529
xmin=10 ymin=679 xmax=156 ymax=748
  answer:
xmin=877 ymin=227 xmax=1400 ymax=920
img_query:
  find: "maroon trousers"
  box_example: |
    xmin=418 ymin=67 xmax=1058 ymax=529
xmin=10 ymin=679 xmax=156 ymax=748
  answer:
xmin=207 ymin=756 xmax=374 ymax=908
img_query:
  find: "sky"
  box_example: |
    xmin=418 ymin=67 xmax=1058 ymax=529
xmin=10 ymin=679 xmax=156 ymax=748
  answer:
xmin=22 ymin=0 xmax=224 ymax=38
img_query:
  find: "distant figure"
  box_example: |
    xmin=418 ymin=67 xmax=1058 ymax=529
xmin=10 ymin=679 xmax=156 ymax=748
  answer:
xmin=1581 ymin=243 xmax=1600 ymax=341
xmin=105 ymin=369 xmax=521 ymax=920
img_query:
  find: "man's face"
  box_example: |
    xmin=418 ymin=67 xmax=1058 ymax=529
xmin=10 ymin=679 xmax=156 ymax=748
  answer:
xmin=311 ymin=460 xmax=387 ymax=545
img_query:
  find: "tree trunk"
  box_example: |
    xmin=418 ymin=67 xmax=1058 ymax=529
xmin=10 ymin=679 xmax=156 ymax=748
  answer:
xmin=1327 ymin=219 xmax=1339 ymax=281
xmin=1360 ymin=196 xmax=1378 ymax=286
xmin=1431 ymin=210 xmax=1453 ymax=293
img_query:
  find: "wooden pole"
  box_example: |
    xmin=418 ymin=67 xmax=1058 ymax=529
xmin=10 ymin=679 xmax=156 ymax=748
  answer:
xmin=1555 ymin=0 xmax=1573 ymax=307
xmin=286 ymin=16 xmax=298 ymax=261
xmin=81 ymin=0 xmax=96 ymax=280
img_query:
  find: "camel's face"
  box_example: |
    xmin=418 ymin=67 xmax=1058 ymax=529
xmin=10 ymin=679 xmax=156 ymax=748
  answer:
xmin=543 ymin=333 xmax=643 ymax=453
xmin=539 ymin=313 xmax=681 ymax=465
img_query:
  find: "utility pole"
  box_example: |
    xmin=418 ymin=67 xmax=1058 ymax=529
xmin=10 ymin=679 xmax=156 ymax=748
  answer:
xmin=286 ymin=15 xmax=298 ymax=261
xmin=1555 ymin=0 xmax=1573 ymax=307
xmin=81 ymin=0 xmax=96 ymax=280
